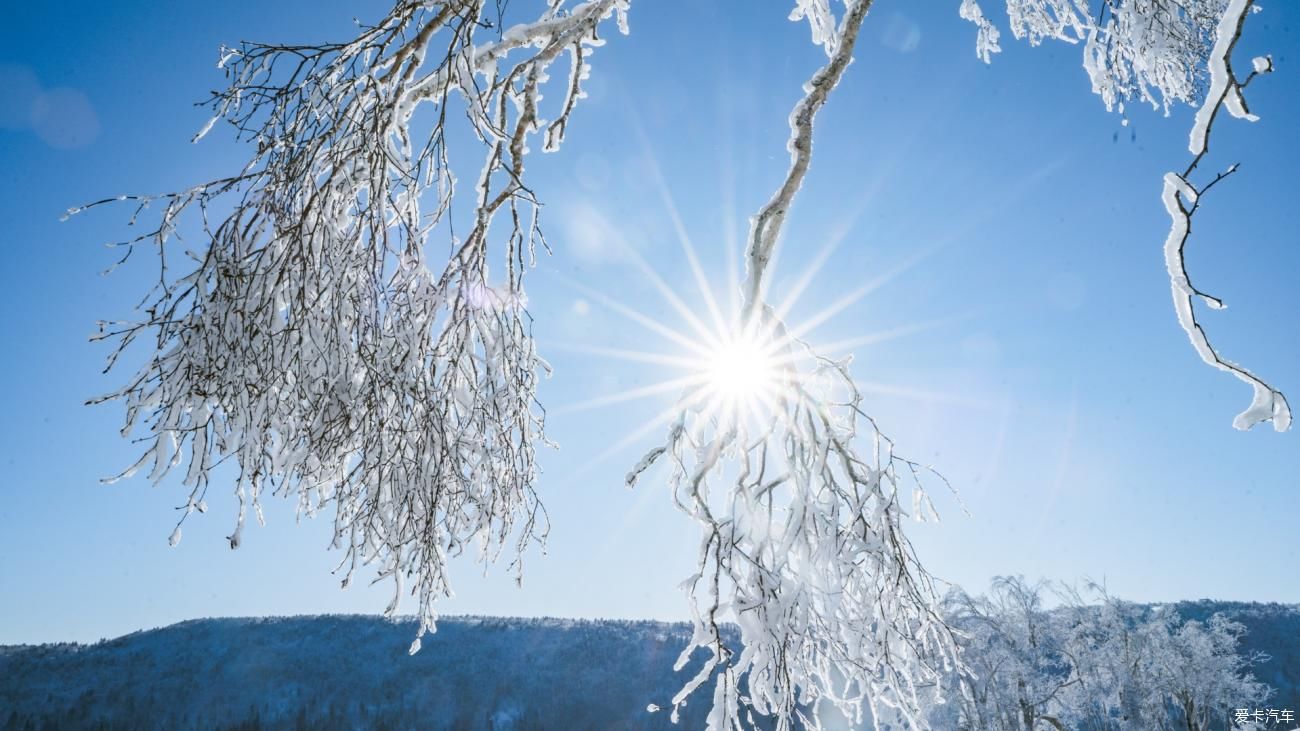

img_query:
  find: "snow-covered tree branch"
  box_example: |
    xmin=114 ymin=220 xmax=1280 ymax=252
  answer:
xmin=1161 ymin=0 xmax=1290 ymax=432
xmin=962 ymin=0 xmax=1291 ymax=431
xmin=78 ymin=0 xmax=631 ymax=648
xmin=630 ymin=2 xmax=963 ymax=728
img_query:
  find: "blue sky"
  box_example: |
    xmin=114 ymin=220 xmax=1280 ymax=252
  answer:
xmin=1 ymin=1 xmax=1297 ymax=645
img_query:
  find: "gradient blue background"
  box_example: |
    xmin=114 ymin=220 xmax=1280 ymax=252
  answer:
xmin=1 ymin=1 xmax=1297 ymax=644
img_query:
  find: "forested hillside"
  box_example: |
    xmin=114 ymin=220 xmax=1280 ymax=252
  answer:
xmin=2 ymin=603 xmax=1295 ymax=730
xmin=0 ymin=615 xmax=723 ymax=730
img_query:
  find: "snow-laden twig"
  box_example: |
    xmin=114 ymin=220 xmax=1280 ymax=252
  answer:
xmin=1161 ymin=0 xmax=1289 ymax=431
xmin=743 ymin=0 xmax=868 ymax=321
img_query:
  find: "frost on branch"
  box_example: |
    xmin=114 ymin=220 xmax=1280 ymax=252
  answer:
xmin=630 ymin=344 xmax=962 ymax=729
xmin=961 ymin=0 xmax=1226 ymax=113
xmin=961 ymin=0 xmax=1289 ymax=431
xmin=1160 ymin=0 xmax=1289 ymax=431
xmin=630 ymin=2 xmax=962 ymax=728
xmin=959 ymin=0 xmax=1002 ymax=64
xmin=81 ymin=0 xmax=631 ymax=642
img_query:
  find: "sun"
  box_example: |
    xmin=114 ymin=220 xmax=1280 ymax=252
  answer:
xmin=702 ymin=330 xmax=782 ymax=410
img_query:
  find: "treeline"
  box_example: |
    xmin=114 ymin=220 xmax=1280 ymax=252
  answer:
xmin=1 ymin=599 xmax=1294 ymax=730
xmin=926 ymin=579 xmax=1285 ymax=730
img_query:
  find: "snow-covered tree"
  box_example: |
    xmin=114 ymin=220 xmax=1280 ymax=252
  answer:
xmin=938 ymin=578 xmax=1273 ymax=730
xmin=1154 ymin=612 xmax=1273 ymax=730
xmin=82 ymin=0 xmax=1288 ymax=728
xmin=943 ymin=578 xmax=1078 ymax=730
xmin=1055 ymin=583 xmax=1273 ymax=731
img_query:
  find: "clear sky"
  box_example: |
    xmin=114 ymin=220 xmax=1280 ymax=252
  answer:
xmin=1 ymin=1 xmax=1297 ymax=645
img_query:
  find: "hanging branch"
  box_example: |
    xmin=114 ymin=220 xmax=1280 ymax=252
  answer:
xmin=77 ymin=0 xmax=632 ymax=651
xmin=1160 ymin=0 xmax=1289 ymax=432
xmin=631 ymin=2 xmax=964 ymax=728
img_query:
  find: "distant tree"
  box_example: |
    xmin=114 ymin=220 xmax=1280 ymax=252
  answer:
xmin=1056 ymin=583 xmax=1272 ymax=731
xmin=944 ymin=577 xmax=1078 ymax=729
xmin=1160 ymin=613 xmax=1273 ymax=730
xmin=939 ymin=577 xmax=1273 ymax=730
xmin=82 ymin=1 xmax=1287 ymax=728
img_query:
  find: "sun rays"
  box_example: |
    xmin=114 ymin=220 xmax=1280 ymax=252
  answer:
xmin=543 ymin=97 xmax=1005 ymax=478
xmin=547 ymin=211 xmax=943 ymax=463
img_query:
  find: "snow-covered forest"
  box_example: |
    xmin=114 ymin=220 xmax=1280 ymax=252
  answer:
xmin=2 ymin=595 xmax=1296 ymax=730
